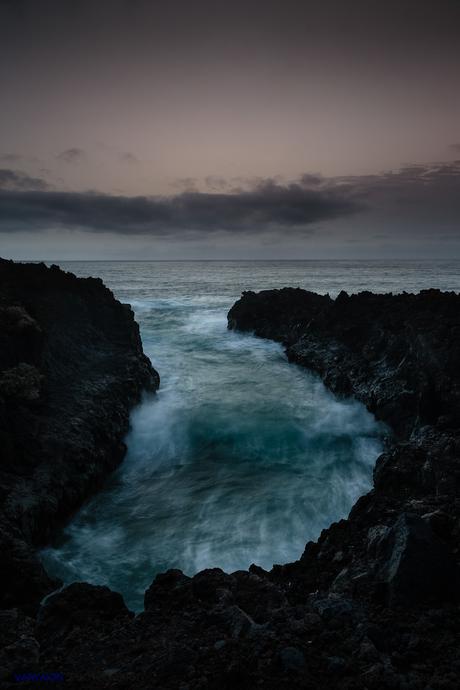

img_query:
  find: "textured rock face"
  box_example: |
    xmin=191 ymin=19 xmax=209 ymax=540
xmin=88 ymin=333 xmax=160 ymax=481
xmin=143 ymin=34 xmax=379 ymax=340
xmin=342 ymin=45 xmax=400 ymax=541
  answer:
xmin=227 ymin=288 xmax=331 ymax=344
xmin=228 ymin=288 xmax=460 ymax=436
xmin=228 ymin=289 xmax=460 ymax=589
xmin=0 ymin=259 xmax=159 ymax=613
xmin=2 ymin=278 xmax=460 ymax=689
xmin=373 ymin=513 xmax=456 ymax=607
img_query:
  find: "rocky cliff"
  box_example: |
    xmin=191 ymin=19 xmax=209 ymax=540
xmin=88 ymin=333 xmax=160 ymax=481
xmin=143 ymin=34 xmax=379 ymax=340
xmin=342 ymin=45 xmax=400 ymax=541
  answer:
xmin=2 ymin=280 xmax=460 ymax=690
xmin=228 ymin=288 xmax=460 ymax=596
xmin=0 ymin=259 xmax=159 ymax=615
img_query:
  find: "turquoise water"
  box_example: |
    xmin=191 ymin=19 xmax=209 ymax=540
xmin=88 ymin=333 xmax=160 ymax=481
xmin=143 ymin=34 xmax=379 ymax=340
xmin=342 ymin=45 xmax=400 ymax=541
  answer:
xmin=40 ymin=260 xmax=459 ymax=611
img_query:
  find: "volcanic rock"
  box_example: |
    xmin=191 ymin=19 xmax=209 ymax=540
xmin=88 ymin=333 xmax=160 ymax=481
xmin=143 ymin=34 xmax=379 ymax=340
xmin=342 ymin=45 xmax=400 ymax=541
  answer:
xmin=0 ymin=259 xmax=159 ymax=613
xmin=2 ymin=274 xmax=460 ymax=689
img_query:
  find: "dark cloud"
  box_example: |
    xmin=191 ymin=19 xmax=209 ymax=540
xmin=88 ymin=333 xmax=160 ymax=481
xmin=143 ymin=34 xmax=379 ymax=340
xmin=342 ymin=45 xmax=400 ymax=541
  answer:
xmin=450 ymin=144 xmax=460 ymax=153
xmin=0 ymin=180 xmax=358 ymax=235
xmin=0 ymin=169 xmax=51 ymax=192
xmin=205 ymin=176 xmax=228 ymax=192
xmin=328 ymin=161 xmax=460 ymax=235
xmin=299 ymin=173 xmax=323 ymax=187
xmin=201 ymin=175 xmax=286 ymax=194
xmin=334 ymin=161 xmax=460 ymax=206
xmin=56 ymin=148 xmax=85 ymax=164
xmin=170 ymin=178 xmax=199 ymax=193
xmin=0 ymin=160 xmax=459 ymax=240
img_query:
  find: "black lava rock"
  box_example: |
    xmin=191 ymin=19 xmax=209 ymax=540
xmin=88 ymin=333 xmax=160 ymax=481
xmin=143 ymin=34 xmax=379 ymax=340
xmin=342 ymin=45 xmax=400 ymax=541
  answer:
xmin=0 ymin=259 xmax=159 ymax=613
xmin=374 ymin=512 xmax=457 ymax=607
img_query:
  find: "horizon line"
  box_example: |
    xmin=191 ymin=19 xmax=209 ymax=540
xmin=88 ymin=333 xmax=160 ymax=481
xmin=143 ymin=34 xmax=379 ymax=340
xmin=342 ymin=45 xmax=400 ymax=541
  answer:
xmin=9 ymin=257 xmax=460 ymax=263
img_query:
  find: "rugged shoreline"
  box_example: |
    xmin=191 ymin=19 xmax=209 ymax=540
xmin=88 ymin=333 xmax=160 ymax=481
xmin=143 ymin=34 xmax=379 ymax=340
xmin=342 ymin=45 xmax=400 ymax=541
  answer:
xmin=0 ymin=259 xmax=159 ymax=616
xmin=1 ymin=277 xmax=460 ymax=689
xmin=228 ymin=289 xmax=460 ymax=603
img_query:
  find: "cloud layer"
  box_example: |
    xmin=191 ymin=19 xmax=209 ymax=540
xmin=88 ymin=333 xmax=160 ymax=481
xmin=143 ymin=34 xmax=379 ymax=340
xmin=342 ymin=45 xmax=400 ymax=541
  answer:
xmin=0 ymin=169 xmax=51 ymax=192
xmin=0 ymin=178 xmax=358 ymax=235
xmin=0 ymin=160 xmax=459 ymax=241
xmin=56 ymin=148 xmax=85 ymax=164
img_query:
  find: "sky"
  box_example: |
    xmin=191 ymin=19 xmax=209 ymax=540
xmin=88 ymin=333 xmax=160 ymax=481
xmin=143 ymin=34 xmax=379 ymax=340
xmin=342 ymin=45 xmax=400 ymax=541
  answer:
xmin=0 ymin=0 xmax=459 ymax=259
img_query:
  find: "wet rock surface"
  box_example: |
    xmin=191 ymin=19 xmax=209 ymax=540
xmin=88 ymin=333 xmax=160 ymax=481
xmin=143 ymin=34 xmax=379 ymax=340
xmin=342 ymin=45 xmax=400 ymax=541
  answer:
xmin=2 ymin=278 xmax=460 ymax=689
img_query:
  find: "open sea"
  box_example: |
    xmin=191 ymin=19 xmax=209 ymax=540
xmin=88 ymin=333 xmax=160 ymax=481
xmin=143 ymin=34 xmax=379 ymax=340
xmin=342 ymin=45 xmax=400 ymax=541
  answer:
xmin=40 ymin=260 xmax=460 ymax=610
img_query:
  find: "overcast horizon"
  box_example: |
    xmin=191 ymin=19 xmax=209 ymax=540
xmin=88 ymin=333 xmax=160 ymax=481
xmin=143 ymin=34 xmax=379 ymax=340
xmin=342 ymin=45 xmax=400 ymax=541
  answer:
xmin=1 ymin=0 xmax=459 ymax=260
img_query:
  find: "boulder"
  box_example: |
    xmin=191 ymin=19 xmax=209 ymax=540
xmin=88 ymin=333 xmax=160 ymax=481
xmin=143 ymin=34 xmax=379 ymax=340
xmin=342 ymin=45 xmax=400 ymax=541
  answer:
xmin=374 ymin=513 xmax=457 ymax=607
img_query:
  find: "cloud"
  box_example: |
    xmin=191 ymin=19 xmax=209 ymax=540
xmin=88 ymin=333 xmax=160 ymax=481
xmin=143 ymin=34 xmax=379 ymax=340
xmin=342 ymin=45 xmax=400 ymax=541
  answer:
xmin=323 ymin=160 xmax=460 ymax=238
xmin=178 ymin=174 xmax=286 ymax=194
xmin=0 ymin=159 xmax=459 ymax=240
xmin=0 ymin=153 xmax=42 ymax=165
xmin=119 ymin=152 xmax=139 ymax=164
xmin=56 ymin=148 xmax=85 ymax=164
xmin=335 ymin=160 xmax=460 ymax=210
xmin=299 ymin=173 xmax=323 ymax=187
xmin=0 ymin=169 xmax=51 ymax=191
xmin=0 ymin=153 xmax=23 ymax=163
xmin=0 ymin=180 xmax=358 ymax=235
xmin=170 ymin=177 xmax=199 ymax=193
xmin=450 ymin=143 xmax=460 ymax=153
xmin=205 ymin=176 xmax=228 ymax=192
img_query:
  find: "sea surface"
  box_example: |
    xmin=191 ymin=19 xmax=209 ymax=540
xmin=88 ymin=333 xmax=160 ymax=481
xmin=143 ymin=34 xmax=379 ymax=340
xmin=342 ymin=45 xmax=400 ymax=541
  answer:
xmin=40 ymin=260 xmax=459 ymax=610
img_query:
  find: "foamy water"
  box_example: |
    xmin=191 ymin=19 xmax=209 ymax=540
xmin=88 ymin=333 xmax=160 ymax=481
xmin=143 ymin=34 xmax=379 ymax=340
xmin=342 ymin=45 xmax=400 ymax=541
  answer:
xmin=40 ymin=260 xmax=459 ymax=610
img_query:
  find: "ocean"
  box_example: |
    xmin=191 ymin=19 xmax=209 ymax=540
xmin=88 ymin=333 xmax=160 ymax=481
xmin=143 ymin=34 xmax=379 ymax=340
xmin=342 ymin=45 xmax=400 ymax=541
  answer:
xmin=40 ymin=260 xmax=460 ymax=610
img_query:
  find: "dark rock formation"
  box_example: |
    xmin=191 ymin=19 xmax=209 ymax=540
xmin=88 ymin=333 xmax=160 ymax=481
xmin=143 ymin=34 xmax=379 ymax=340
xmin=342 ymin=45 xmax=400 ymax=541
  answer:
xmin=2 ymin=278 xmax=460 ymax=689
xmin=226 ymin=288 xmax=460 ymax=686
xmin=0 ymin=259 xmax=159 ymax=614
xmin=228 ymin=288 xmax=460 ymax=436
xmin=373 ymin=512 xmax=456 ymax=607
xmin=227 ymin=288 xmax=331 ymax=344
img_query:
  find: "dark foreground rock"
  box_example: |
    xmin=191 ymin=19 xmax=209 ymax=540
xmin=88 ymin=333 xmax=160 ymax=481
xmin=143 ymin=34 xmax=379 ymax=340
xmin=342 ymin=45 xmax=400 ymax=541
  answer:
xmin=2 ymin=280 xmax=460 ymax=689
xmin=0 ymin=259 xmax=159 ymax=615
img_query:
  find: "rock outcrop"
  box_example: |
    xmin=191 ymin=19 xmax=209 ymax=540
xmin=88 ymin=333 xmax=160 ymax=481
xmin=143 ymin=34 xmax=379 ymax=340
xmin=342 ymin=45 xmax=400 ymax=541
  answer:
xmin=2 ymin=277 xmax=460 ymax=689
xmin=228 ymin=288 xmax=460 ymax=436
xmin=228 ymin=289 xmax=460 ymax=587
xmin=0 ymin=259 xmax=159 ymax=614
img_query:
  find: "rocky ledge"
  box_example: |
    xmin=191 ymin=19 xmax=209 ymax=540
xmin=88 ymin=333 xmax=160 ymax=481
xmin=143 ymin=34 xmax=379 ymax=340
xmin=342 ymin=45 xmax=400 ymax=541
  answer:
xmin=2 ymin=282 xmax=460 ymax=690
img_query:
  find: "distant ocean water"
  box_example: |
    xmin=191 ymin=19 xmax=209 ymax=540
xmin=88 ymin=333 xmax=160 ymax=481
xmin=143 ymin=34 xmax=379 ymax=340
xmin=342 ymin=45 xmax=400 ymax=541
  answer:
xmin=40 ymin=260 xmax=459 ymax=610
